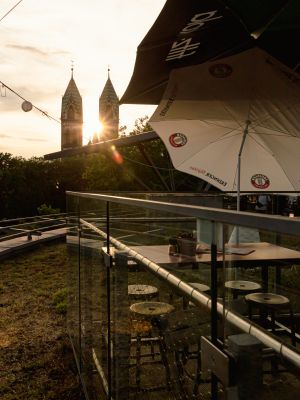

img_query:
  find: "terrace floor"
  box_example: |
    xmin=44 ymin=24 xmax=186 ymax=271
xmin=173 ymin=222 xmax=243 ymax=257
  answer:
xmin=0 ymin=243 xmax=84 ymax=400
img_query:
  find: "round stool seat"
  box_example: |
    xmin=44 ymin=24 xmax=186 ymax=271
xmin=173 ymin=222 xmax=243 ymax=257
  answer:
xmin=245 ymin=292 xmax=290 ymax=307
xmin=130 ymin=301 xmax=175 ymax=318
xmin=225 ymin=280 xmax=261 ymax=292
xmin=245 ymin=292 xmax=295 ymax=346
xmin=189 ymin=282 xmax=210 ymax=292
xmin=128 ymin=284 xmax=158 ymax=298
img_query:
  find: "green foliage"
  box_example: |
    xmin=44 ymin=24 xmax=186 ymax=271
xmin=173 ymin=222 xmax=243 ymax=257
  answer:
xmin=128 ymin=115 xmax=152 ymax=135
xmin=55 ymin=302 xmax=67 ymax=314
xmin=53 ymin=288 xmax=68 ymax=305
xmin=53 ymin=288 xmax=68 ymax=315
xmin=1 ymin=244 xmax=84 ymax=400
xmin=37 ymin=203 xmax=60 ymax=215
xmin=0 ymin=116 xmax=209 ymax=218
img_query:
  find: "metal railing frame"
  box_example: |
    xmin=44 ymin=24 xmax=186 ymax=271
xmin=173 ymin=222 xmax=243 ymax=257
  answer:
xmin=79 ymin=219 xmax=300 ymax=370
xmin=67 ymin=191 xmax=300 ymax=236
xmin=67 ymin=191 xmax=300 ymax=372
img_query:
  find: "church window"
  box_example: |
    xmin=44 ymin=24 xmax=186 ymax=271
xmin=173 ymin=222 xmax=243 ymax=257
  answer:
xmin=68 ymin=105 xmax=75 ymax=120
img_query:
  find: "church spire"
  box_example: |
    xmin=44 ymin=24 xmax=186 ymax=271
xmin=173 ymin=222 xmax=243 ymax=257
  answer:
xmin=99 ymin=68 xmax=119 ymax=141
xmin=61 ymin=69 xmax=83 ymax=150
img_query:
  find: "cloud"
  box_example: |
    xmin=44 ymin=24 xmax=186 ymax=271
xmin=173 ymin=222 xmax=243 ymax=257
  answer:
xmin=6 ymin=44 xmax=70 ymax=57
xmin=52 ymin=50 xmax=70 ymax=56
xmin=0 ymin=133 xmax=48 ymax=142
xmin=6 ymin=44 xmax=49 ymax=56
xmin=22 ymin=137 xmax=48 ymax=142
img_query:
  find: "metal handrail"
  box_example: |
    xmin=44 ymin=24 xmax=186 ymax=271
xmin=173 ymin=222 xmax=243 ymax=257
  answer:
xmin=0 ymin=222 xmax=67 ymax=242
xmin=79 ymin=218 xmax=300 ymax=371
xmin=67 ymin=191 xmax=300 ymax=236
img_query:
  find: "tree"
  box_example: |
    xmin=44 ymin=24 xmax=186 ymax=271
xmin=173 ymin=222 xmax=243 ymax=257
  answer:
xmin=83 ymin=153 xmax=134 ymax=191
xmin=0 ymin=153 xmax=26 ymax=218
xmin=0 ymin=115 xmax=211 ymax=218
xmin=128 ymin=116 xmax=152 ymax=136
xmin=119 ymin=125 xmax=127 ymax=137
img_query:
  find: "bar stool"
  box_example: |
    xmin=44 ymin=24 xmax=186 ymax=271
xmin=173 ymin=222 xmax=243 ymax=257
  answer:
xmin=128 ymin=284 xmax=159 ymax=301
xmin=128 ymin=285 xmax=159 ymax=368
xmin=154 ymin=308 xmax=211 ymax=398
xmin=130 ymin=301 xmax=175 ymax=390
xmin=245 ymin=292 xmax=296 ymax=346
xmin=225 ymin=280 xmax=261 ymax=299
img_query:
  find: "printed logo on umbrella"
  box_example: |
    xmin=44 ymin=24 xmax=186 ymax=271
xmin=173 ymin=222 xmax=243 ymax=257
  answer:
xmin=251 ymin=174 xmax=270 ymax=189
xmin=169 ymin=133 xmax=187 ymax=147
xmin=209 ymin=63 xmax=232 ymax=78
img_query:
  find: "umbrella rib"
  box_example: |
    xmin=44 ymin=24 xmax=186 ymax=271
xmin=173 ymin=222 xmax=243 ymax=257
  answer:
xmin=251 ymin=130 xmax=295 ymax=137
xmin=216 ymin=101 xmax=246 ymax=132
xmin=250 ymin=115 xmax=298 ymax=137
xmin=211 ymin=131 xmax=241 ymax=144
xmin=250 ymin=110 xmax=297 ymax=129
xmin=208 ymin=74 xmax=254 ymax=132
xmin=248 ymin=132 xmax=272 ymax=154
xmin=247 ymin=132 xmax=294 ymax=161
xmin=200 ymin=119 xmax=245 ymax=131
xmin=248 ymin=91 xmax=300 ymax=134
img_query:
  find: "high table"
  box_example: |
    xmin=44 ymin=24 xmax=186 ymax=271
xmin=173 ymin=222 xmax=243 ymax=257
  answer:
xmin=129 ymin=242 xmax=300 ymax=291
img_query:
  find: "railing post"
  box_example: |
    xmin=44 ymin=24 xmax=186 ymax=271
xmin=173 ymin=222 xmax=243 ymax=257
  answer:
xmin=227 ymin=334 xmax=263 ymax=399
xmin=211 ymin=221 xmax=219 ymax=399
xmin=112 ymin=251 xmax=130 ymax=399
xmin=77 ymin=198 xmax=82 ymax=373
xmin=106 ymin=201 xmax=112 ymax=400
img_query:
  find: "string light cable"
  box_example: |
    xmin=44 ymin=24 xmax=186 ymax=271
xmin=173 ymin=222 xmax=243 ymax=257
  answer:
xmin=0 ymin=79 xmax=61 ymax=123
xmin=0 ymin=0 xmax=24 ymax=23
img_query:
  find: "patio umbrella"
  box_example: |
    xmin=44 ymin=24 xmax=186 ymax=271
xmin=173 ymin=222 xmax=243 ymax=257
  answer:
xmin=120 ymin=0 xmax=299 ymax=105
xmin=149 ymin=47 xmax=300 ymax=209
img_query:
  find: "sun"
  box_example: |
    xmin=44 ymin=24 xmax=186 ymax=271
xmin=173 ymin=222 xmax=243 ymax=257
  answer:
xmin=83 ymin=116 xmax=104 ymax=145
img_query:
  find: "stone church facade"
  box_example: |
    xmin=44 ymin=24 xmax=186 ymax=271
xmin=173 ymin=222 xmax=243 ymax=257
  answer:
xmin=61 ymin=69 xmax=119 ymax=150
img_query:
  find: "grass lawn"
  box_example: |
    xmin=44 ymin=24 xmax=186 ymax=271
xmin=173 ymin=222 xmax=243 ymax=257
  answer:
xmin=0 ymin=243 xmax=85 ymax=400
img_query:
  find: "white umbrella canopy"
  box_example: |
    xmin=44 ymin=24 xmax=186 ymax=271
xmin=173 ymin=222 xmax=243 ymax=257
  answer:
xmin=149 ymin=48 xmax=300 ymax=197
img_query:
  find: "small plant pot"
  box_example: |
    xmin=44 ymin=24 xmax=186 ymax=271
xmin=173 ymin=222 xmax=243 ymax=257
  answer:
xmin=177 ymin=238 xmax=197 ymax=256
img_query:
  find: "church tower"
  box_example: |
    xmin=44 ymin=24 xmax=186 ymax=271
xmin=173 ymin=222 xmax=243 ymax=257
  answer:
xmin=61 ymin=69 xmax=83 ymax=150
xmin=99 ymin=69 xmax=119 ymax=140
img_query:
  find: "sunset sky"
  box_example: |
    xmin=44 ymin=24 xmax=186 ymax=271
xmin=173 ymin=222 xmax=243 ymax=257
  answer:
xmin=0 ymin=0 xmax=165 ymax=158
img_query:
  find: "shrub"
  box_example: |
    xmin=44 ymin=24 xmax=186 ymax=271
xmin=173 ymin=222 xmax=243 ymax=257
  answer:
xmin=53 ymin=288 xmax=68 ymax=314
xmin=53 ymin=288 xmax=68 ymax=305
xmin=37 ymin=203 xmax=60 ymax=215
xmin=55 ymin=301 xmax=67 ymax=314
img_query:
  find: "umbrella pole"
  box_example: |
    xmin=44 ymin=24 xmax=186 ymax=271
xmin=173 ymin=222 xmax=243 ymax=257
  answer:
xmin=237 ymin=120 xmax=251 ymax=212
xmin=236 ymin=120 xmax=251 ymax=245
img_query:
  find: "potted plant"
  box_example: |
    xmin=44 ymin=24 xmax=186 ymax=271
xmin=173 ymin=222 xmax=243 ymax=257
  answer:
xmin=177 ymin=231 xmax=197 ymax=256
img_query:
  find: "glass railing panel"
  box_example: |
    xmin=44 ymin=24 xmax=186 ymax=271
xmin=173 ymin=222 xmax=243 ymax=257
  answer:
xmin=79 ymin=223 xmax=107 ymax=398
xmin=66 ymin=195 xmax=108 ymax=397
xmin=105 ymin=200 xmax=214 ymax=398
xmin=222 ymin=221 xmax=300 ymax=399
xmin=65 ymin=194 xmax=80 ymax=363
xmin=66 ymin=192 xmax=300 ymax=399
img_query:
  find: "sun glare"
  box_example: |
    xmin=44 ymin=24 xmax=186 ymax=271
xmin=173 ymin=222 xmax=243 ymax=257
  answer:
xmin=83 ymin=117 xmax=104 ymax=145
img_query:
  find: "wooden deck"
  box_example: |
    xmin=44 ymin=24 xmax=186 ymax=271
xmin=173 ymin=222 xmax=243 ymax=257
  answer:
xmin=0 ymin=228 xmax=67 ymax=259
